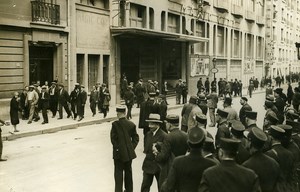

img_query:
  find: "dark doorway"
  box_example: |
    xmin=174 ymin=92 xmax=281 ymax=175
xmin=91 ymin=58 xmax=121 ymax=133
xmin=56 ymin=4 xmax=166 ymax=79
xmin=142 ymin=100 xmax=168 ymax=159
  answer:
xmin=29 ymin=46 xmax=54 ymax=85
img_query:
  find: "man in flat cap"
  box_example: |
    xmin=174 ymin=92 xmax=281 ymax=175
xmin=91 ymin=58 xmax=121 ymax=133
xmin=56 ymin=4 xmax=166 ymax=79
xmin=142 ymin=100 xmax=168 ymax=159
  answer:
xmin=181 ymin=96 xmax=199 ymax=132
xmin=161 ymin=127 xmax=217 ymax=192
xmin=223 ymin=97 xmax=239 ymax=121
xmin=243 ymin=128 xmax=280 ymax=192
xmin=48 ymin=82 xmax=59 ymax=118
xmin=199 ymin=138 xmax=261 ymax=192
xmin=39 ymin=85 xmax=50 ymax=124
xmin=155 ymin=114 xmax=188 ymax=187
xmin=265 ymin=125 xmax=297 ymax=192
xmin=230 ymin=120 xmax=250 ymax=164
xmin=111 ymin=106 xmax=139 ymax=192
xmin=141 ymin=114 xmax=167 ymax=192
xmin=57 ymin=84 xmax=72 ymax=119
xmin=215 ymin=109 xmax=230 ymax=148
xmin=239 ymin=97 xmax=252 ymax=127
xmin=245 ymin=111 xmax=259 ymax=131
xmin=77 ymin=85 xmax=87 ymax=121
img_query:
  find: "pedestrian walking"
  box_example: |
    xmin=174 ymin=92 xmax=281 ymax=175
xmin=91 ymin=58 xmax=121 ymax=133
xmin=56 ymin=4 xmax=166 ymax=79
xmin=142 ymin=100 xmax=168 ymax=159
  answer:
xmin=135 ymin=79 xmax=145 ymax=108
xmin=57 ymin=84 xmax=72 ymax=119
xmin=181 ymin=81 xmax=188 ymax=104
xmin=26 ymin=85 xmax=39 ymax=124
xmin=239 ymin=97 xmax=252 ymax=127
xmin=70 ymin=83 xmax=80 ymax=120
xmin=205 ymin=77 xmax=210 ymax=94
xmin=39 ymin=86 xmax=50 ymax=124
xmin=99 ymin=83 xmax=110 ymax=118
xmin=248 ymin=81 xmax=254 ymax=98
xmin=175 ymin=79 xmax=183 ymax=104
xmin=110 ymin=106 xmax=139 ymax=192
xmin=20 ymin=86 xmax=29 ymax=120
xmin=48 ymin=82 xmax=59 ymax=118
xmin=10 ymin=92 xmax=20 ymax=132
xmin=215 ymin=109 xmax=230 ymax=148
xmin=124 ymin=86 xmax=135 ymax=119
xmin=161 ymin=127 xmax=217 ymax=192
xmin=199 ymin=138 xmax=261 ymax=192
xmin=89 ymin=86 xmax=98 ymax=117
xmin=287 ymin=82 xmax=294 ymax=105
xmin=141 ymin=113 xmax=167 ymax=192
xmin=77 ymin=85 xmax=87 ymax=121
xmin=161 ymin=81 xmax=169 ymax=105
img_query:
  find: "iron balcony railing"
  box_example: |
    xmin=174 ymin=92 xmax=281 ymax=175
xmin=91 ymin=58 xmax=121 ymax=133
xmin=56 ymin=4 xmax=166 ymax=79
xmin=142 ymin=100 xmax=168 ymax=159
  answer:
xmin=31 ymin=1 xmax=60 ymax=25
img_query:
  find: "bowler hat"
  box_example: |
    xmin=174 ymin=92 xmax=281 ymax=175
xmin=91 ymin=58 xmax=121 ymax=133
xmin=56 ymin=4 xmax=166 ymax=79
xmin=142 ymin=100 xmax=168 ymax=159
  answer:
xmin=187 ymin=127 xmax=205 ymax=144
xmin=220 ymin=138 xmax=241 ymax=153
xmin=146 ymin=113 xmax=162 ymax=123
xmin=217 ymin=109 xmax=229 ymax=118
xmin=195 ymin=113 xmax=207 ymax=124
xmin=165 ymin=114 xmax=179 ymax=124
xmin=116 ymin=105 xmax=126 ymax=113
xmin=269 ymin=125 xmax=285 ymax=140
xmin=245 ymin=111 xmax=257 ymax=120
xmin=274 ymin=88 xmax=283 ymax=94
xmin=247 ymin=127 xmax=267 ymax=149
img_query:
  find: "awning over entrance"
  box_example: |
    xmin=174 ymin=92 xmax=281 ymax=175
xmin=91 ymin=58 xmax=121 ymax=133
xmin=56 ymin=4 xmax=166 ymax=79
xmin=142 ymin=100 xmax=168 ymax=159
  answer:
xmin=110 ymin=27 xmax=209 ymax=44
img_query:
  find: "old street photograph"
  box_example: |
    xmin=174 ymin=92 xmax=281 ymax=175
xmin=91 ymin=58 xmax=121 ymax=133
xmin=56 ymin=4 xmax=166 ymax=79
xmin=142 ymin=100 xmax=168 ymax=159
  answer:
xmin=1 ymin=0 xmax=300 ymax=191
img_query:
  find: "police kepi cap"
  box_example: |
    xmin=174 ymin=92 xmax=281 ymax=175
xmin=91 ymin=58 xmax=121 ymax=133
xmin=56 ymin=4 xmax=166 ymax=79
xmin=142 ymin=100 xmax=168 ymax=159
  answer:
xmin=269 ymin=125 xmax=285 ymax=140
xmin=247 ymin=127 xmax=267 ymax=148
xmin=245 ymin=111 xmax=257 ymax=120
xmin=277 ymin=124 xmax=293 ymax=137
xmin=146 ymin=113 xmax=162 ymax=123
xmin=165 ymin=114 xmax=179 ymax=124
xmin=217 ymin=109 xmax=229 ymax=118
xmin=116 ymin=105 xmax=126 ymax=113
xmin=230 ymin=120 xmax=245 ymax=138
xmin=220 ymin=138 xmax=241 ymax=153
xmin=203 ymin=137 xmax=215 ymax=152
xmin=195 ymin=113 xmax=207 ymax=125
xmin=266 ymin=113 xmax=278 ymax=124
xmin=187 ymin=127 xmax=205 ymax=144
xmin=286 ymin=120 xmax=300 ymax=132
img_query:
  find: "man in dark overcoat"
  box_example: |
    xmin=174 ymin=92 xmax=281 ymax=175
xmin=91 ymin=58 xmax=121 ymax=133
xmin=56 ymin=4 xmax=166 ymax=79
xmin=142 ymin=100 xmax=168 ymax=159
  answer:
xmin=161 ymin=127 xmax=217 ymax=192
xmin=239 ymin=97 xmax=252 ymax=127
xmin=199 ymin=138 xmax=261 ymax=192
xmin=10 ymin=92 xmax=20 ymax=132
xmin=274 ymin=88 xmax=286 ymax=124
xmin=89 ymin=86 xmax=98 ymax=117
xmin=135 ymin=79 xmax=145 ymax=108
xmin=110 ymin=106 xmax=139 ymax=192
xmin=243 ymin=127 xmax=280 ymax=192
xmin=39 ymin=86 xmax=50 ymax=124
xmin=48 ymin=82 xmax=59 ymax=118
xmin=244 ymin=111 xmax=259 ymax=132
xmin=57 ymin=84 xmax=72 ymax=119
xmin=77 ymin=85 xmax=87 ymax=121
xmin=124 ymin=86 xmax=135 ymax=119
xmin=215 ymin=109 xmax=230 ymax=148
xmin=70 ymin=83 xmax=80 ymax=120
xmin=141 ymin=114 xmax=167 ymax=192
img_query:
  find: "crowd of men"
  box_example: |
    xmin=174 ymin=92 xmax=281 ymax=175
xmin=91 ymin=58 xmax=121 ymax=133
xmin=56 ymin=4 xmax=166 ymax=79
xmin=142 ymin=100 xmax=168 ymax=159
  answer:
xmin=111 ymin=77 xmax=300 ymax=192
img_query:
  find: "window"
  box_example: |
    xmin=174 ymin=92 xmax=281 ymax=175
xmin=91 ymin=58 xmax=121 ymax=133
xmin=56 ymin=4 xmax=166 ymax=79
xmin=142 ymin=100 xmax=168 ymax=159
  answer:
xmin=168 ymin=13 xmax=180 ymax=33
xmin=246 ymin=34 xmax=253 ymax=58
xmin=130 ymin=4 xmax=146 ymax=28
xmin=31 ymin=0 xmax=60 ymax=24
xmin=194 ymin=21 xmax=206 ymax=54
xmin=217 ymin=26 xmax=225 ymax=56
xmin=233 ymin=30 xmax=240 ymax=58
xmin=256 ymin=37 xmax=263 ymax=59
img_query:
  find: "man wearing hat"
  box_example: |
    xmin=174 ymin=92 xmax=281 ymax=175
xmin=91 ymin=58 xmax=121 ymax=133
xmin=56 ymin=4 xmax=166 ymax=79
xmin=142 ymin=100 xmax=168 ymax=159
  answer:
xmin=89 ymin=86 xmax=99 ymax=117
xmin=230 ymin=120 xmax=250 ymax=164
xmin=123 ymin=85 xmax=135 ymax=119
xmin=223 ymin=97 xmax=239 ymax=121
xmin=175 ymin=79 xmax=183 ymax=104
xmin=134 ymin=79 xmax=145 ymax=108
xmin=263 ymin=100 xmax=279 ymax=131
xmin=110 ymin=106 xmax=139 ymax=192
xmin=202 ymin=137 xmax=219 ymax=164
xmin=286 ymin=120 xmax=300 ymax=148
xmin=245 ymin=111 xmax=259 ymax=131
xmin=48 ymin=82 xmax=59 ymax=118
xmin=161 ymin=127 xmax=217 ymax=192
xmin=57 ymin=84 xmax=72 ymax=119
xmin=181 ymin=81 xmax=188 ymax=104
xmin=99 ymin=83 xmax=110 ymax=118
xmin=70 ymin=83 xmax=80 ymax=120
xmin=187 ymin=96 xmax=202 ymax=131
xmin=215 ymin=109 xmax=230 ymax=148
xmin=243 ymin=128 xmax=280 ymax=192
xmin=181 ymin=96 xmax=196 ymax=132
xmin=77 ymin=85 xmax=87 ymax=121
xmin=274 ymin=88 xmax=286 ymax=124
xmin=26 ymin=85 xmax=40 ymax=124
xmin=207 ymin=88 xmax=218 ymax=127
xmin=265 ymin=125 xmax=297 ymax=191
xmin=199 ymin=138 xmax=261 ymax=192
xmin=38 ymin=85 xmax=50 ymax=124
xmin=239 ymin=97 xmax=252 ymax=127
xmin=155 ymin=114 xmax=188 ymax=187
xmin=198 ymin=94 xmax=208 ymax=115
xmin=141 ymin=113 xmax=167 ymax=192
xmin=292 ymin=87 xmax=300 ymax=112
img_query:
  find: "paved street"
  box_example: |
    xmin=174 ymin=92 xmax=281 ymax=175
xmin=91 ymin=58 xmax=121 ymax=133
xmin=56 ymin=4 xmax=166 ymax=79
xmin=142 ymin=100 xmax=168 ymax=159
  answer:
xmin=0 ymin=89 xmax=276 ymax=192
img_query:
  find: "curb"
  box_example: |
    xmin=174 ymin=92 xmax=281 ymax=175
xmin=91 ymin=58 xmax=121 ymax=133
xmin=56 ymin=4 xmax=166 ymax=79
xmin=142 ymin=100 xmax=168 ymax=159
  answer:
xmin=2 ymin=104 xmax=183 ymax=141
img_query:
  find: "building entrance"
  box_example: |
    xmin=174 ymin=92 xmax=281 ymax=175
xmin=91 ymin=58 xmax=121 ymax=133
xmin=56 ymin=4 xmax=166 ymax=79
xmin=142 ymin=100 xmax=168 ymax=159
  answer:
xmin=29 ymin=46 xmax=54 ymax=85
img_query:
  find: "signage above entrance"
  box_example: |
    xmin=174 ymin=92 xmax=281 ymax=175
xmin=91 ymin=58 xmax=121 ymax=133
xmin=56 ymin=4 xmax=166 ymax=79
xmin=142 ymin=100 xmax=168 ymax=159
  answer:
xmin=211 ymin=68 xmax=218 ymax=73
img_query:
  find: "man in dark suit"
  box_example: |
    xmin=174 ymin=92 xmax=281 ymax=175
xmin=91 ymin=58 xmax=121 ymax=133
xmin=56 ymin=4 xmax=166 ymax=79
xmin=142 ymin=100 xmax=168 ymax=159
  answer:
xmin=39 ymin=86 xmax=50 ymax=124
xmin=57 ymin=84 xmax=72 ymax=119
xmin=110 ymin=106 xmax=139 ymax=192
xmin=141 ymin=113 xmax=167 ymax=192
xmin=215 ymin=109 xmax=230 ymax=148
xmin=243 ymin=127 xmax=280 ymax=192
xmin=70 ymin=83 xmax=80 ymax=120
xmin=89 ymin=86 xmax=98 ymax=117
xmin=199 ymin=138 xmax=261 ymax=192
xmin=274 ymin=88 xmax=286 ymax=124
xmin=239 ymin=97 xmax=252 ymax=127
xmin=48 ymin=82 xmax=59 ymax=118
xmin=161 ymin=127 xmax=217 ymax=192
xmin=155 ymin=114 xmax=188 ymax=186
xmin=77 ymin=85 xmax=87 ymax=121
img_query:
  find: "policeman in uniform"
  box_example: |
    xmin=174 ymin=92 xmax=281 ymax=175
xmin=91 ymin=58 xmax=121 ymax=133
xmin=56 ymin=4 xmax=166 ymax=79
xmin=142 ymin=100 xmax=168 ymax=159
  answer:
xmin=244 ymin=111 xmax=259 ymax=132
xmin=199 ymin=138 xmax=261 ymax=192
xmin=161 ymin=127 xmax=217 ymax=192
xmin=274 ymin=88 xmax=286 ymax=124
xmin=110 ymin=106 xmax=139 ymax=192
xmin=263 ymin=99 xmax=279 ymax=131
xmin=215 ymin=109 xmax=230 ymax=148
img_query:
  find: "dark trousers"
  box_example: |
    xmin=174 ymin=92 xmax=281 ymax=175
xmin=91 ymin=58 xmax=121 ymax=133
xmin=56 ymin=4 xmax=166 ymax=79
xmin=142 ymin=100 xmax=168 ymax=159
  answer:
xmin=182 ymin=94 xmax=187 ymax=104
xmin=114 ymin=160 xmax=133 ymax=192
xmin=58 ymin=102 xmax=71 ymax=118
xmin=176 ymin=93 xmax=181 ymax=104
xmin=126 ymin=104 xmax=132 ymax=119
xmin=49 ymin=98 xmax=58 ymax=117
xmin=0 ymin=131 xmax=2 ymax=158
xmin=41 ymin=107 xmax=48 ymax=123
xmin=90 ymin=101 xmax=97 ymax=115
xmin=71 ymin=103 xmax=77 ymax=118
xmin=78 ymin=104 xmax=85 ymax=118
xmin=141 ymin=172 xmax=160 ymax=192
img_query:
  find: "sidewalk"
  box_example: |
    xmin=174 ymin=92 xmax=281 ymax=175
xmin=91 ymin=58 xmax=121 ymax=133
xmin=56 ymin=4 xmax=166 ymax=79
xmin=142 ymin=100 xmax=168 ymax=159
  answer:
xmin=1 ymin=84 xmax=281 ymax=141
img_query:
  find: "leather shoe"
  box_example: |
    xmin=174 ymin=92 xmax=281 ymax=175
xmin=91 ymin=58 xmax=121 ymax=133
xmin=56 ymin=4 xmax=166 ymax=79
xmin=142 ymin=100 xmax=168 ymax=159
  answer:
xmin=27 ymin=121 xmax=32 ymax=124
xmin=67 ymin=114 xmax=71 ymax=118
xmin=42 ymin=122 xmax=48 ymax=124
xmin=0 ymin=158 xmax=7 ymax=161
xmin=57 ymin=118 xmax=62 ymax=120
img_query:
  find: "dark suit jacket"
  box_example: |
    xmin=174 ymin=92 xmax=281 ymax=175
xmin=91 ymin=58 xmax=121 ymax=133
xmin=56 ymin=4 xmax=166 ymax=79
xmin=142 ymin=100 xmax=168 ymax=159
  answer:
xmin=162 ymin=150 xmax=217 ymax=192
xmin=39 ymin=92 xmax=50 ymax=109
xmin=243 ymin=151 xmax=280 ymax=192
xmin=142 ymin=129 xmax=167 ymax=174
xmin=58 ymin=89 xmax=70 ymax=104
xmin=110 ymin=117 xmax=139 ymax=162
xmin=78 ymin=90 xmax=87 ymax=105
xmin=239 ymin=103 xmax=252 ymax=126
xmin=199 ymin=160 xmax=261 ymax=192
